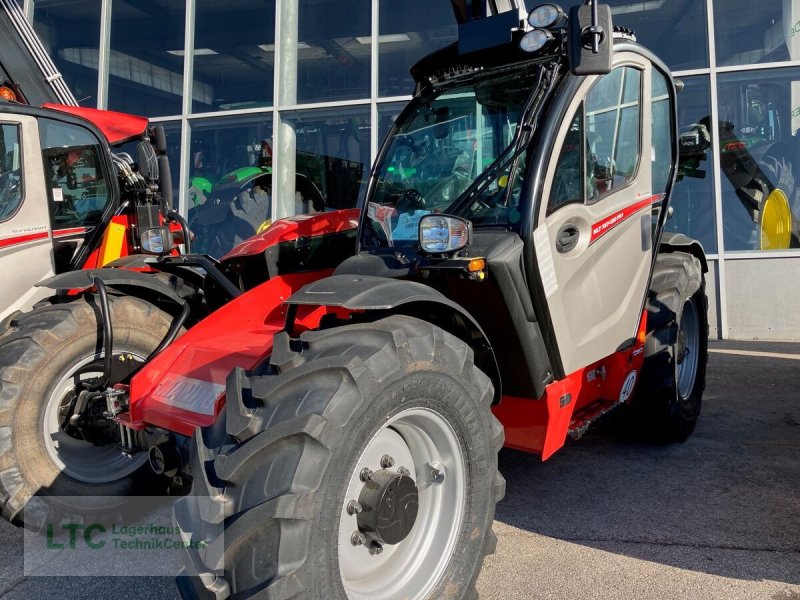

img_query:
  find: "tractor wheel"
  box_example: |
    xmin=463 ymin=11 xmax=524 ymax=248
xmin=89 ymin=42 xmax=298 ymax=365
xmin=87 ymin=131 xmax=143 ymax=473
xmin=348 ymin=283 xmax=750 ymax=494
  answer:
xmin=628 ymin=252 xmax=709 ymax=441
xmin=0 ymin=296 xmax=173 ymax=524
xmin=175 ymin=315 xmax=505 ymax=600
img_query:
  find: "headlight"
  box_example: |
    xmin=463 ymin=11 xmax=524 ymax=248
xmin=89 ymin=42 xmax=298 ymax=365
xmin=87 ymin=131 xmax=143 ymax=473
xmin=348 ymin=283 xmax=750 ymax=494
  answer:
xmin=528 ymin=4 xmax=567 ymax=29
xmin=140 ymin=226 xmax=170 ymax=254
xmin=520 ymin=28 xmax=554 ymax=53
xmin=419 ymin=215 xmax=470 ymax=254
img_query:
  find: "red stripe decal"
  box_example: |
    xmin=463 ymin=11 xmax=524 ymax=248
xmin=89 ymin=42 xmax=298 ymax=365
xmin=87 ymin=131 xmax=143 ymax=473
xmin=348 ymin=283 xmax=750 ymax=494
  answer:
xmin=0 ymin=231 xmax=49 ymax=249
xmin=589 ymin=194 xmax=664 ymax=245
xmin=54 ymin=227 xmax=89 ymax=238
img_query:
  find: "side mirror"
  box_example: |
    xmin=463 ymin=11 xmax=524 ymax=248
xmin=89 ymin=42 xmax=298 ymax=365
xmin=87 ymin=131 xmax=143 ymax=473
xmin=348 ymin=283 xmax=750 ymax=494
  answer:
xmin=136 ymin=141 xmax=159 ymax=181
xmin=568 ymin=3 xmax=613 ymax=75
xmin=419 ymin=214 xmax=471 ymax=254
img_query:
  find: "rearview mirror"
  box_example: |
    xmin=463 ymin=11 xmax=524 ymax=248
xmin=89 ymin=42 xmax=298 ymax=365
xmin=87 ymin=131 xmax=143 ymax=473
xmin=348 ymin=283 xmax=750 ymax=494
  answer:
xmin=136 ymin=141 xmax=159 ymax=181
xmin=568 ymin=3 xmax=612 ymax=75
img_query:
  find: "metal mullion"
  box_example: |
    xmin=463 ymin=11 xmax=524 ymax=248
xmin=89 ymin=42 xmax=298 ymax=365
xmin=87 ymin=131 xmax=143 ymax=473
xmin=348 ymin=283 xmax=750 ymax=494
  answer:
xmin=96 ymin=0 xmax=112 ymax=109
xmin=376 ymin=95 xmax=413 ymax=104
xmin=23 ymin=0 xmax=33 ymax=22
xmin=370 ymin=0 xmax=379 ymax=166
xmin=177 ymin=0 xmax=195 ymax=221
xmin=671 ymin=68 xmax=711 ymax=77
xmin=716 ymin=60 xmax=800 ymax=73
xmin=277 ymin=98 xmax=372 ymax=111
xmin=706 ymin=0 xmax=728 ymax=339
xmin=724 ymin=250 xmax=800 ymax=260
xmin=183 ymin=106 xmax=275 ymax=120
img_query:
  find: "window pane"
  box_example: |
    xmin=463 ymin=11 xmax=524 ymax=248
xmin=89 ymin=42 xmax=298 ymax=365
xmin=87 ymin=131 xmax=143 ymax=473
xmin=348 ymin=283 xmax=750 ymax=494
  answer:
xmin=606 ymin=0 xmax=708 ymax=70
xmin=586 ymin=67 xmax=641 ymax=201
xmin=669 ymin=76 xmax=717 ymax=253
xmin=108 ymin=1 xmax=185 ymax=117
xmin=281 ymin=106 xmax=370 ymax=212
xmin=295 ymin=0 xmax=371 ymax=104
xmin=713 ymin=0 xmax=798 ymax=67
xmin=378 ymin=0 xmax=457 ymax=97
xmin=39 ymin=119 xmax=110 ymax=229
xmin=192 ymin=0 xmax=275 ymax=113
xmin=188 ymin=115 xmax=274 ymax=258
xmin=718 ymin=68 xmax=800 ymax=251
xmin=377 ymin=102 xmax=407 ymax=150
xmin=33 ymin=0 xmax=101 ymax=107
xmin=549 ymin=112 xmax=584 ymax=212
xmin=0 ymin=124 xmax=23 ymax=222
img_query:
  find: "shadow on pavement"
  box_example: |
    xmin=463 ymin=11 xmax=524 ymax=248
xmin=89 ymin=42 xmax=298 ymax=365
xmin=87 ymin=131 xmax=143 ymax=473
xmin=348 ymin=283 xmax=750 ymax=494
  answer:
xmin=493 ymin=348 xmax=800 ymax=585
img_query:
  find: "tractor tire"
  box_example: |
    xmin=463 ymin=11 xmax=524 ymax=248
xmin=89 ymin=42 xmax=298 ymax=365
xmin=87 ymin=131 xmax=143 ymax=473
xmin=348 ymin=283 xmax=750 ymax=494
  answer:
xmin=628 ymin=252 xmax=709 ymax=441
xmin=175 ymin=315 xmax=505 ymax=600
xmin=0 ymin=295 xmax=173 ymax=524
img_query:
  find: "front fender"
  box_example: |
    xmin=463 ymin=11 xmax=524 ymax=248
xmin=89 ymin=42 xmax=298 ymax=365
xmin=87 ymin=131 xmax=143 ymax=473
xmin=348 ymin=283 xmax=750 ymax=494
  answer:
xmin=287 ymin=274 xmax=503 ymax=401
xmin=37 ymin=267 xmax=191 ymax=305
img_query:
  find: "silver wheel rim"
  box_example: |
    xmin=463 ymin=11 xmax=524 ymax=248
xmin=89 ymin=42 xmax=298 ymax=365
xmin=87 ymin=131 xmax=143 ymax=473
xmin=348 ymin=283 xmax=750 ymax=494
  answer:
xmin=338 ymin=407 xmax=466 ymax=600
xmin=42 ymin=352 xmax=148 ymax=483
xmin=676 ymin=297 xmax=700 ymax=400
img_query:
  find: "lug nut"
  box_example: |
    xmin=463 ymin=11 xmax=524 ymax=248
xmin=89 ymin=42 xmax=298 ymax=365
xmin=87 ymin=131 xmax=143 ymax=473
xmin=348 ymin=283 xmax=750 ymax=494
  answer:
xmin=368 ymin=542 xmax=383 ymax=556
xmin=397 ymin=466 xmax=411 ymax=477
xmin=428 ymin=461 xmax=445 ymax=484
xmin=351 ymin=531 xmax=366 ymax=546
xmin=347 ymin=500 xmax=363 ymax=515
xmin=359 ymin=468 xmax=373 ymax=482
xmin=380 ymin=454 xmax=395 ymax=468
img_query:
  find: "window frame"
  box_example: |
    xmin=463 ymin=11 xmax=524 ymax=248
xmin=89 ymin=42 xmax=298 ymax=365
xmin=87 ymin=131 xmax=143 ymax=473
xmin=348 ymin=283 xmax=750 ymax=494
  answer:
xmin=0 ymin=121 xmax=26 ymax=224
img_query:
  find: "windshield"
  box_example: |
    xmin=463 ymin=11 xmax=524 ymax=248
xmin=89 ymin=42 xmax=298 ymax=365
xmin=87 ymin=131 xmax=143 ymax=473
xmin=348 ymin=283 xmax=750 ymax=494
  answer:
xmin=364 ymin=70 xmax=539 ymax=248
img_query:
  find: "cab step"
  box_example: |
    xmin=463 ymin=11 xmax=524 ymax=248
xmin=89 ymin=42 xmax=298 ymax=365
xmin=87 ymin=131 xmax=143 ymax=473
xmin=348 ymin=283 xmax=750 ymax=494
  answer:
xmin=568 ymin=397 xmax=620 ymax=440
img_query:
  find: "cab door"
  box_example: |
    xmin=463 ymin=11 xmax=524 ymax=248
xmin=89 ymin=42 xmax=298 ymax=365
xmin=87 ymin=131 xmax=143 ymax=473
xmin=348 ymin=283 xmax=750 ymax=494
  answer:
xmin=533 ymin=53 xmax=670 ymax=375
xmin=0 ymin=115 xmax=56 ymax=320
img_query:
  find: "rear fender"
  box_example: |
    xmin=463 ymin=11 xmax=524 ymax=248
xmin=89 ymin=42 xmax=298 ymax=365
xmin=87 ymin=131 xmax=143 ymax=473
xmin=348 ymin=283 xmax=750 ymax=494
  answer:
xmin=286 ymin=274 xmax=502 ymax=402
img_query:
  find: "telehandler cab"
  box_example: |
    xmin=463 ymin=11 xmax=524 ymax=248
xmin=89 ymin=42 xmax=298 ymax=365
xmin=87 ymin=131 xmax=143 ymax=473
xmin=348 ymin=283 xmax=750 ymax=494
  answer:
xmin=0 ymin=2 xmax=708 ymax=599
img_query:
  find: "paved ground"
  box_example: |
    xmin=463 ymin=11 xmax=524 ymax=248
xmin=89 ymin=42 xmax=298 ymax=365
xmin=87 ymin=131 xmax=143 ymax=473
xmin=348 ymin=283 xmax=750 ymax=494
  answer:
xmin=0 ymin=340 xmax=798 ymax=599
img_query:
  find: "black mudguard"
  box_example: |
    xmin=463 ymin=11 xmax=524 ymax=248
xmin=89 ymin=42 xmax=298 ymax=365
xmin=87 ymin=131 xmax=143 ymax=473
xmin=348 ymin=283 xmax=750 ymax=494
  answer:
xmin=659 ymin=232 xmax=708 ymax=275
xmin=37 ymin=268 xmax=189 ymax=306
xmin=286 ymin=274 xmax=503 ymax=402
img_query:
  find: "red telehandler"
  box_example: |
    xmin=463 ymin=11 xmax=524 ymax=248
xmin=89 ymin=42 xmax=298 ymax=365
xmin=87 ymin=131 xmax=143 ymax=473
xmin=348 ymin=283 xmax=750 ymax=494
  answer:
xmin=0 ymin=2 xmax=709 ymax=599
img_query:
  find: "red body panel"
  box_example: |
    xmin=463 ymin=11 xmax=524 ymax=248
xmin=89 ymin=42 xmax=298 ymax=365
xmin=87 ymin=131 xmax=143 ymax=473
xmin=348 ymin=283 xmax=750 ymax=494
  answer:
xmin=41 ymin=103 xmax=149 ymax=145
xmin=222 ymin=208 xmax=360 ymax=261
xmin=127 ymin=270 xmax=335 ymax=436
xmin=492 ymin=311 xmax=647 ymax=459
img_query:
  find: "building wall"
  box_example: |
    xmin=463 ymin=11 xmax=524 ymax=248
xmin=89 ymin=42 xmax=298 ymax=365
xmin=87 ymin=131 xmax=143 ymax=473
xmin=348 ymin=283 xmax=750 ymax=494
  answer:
xmin=23 ymin=0 xmax=800 ymax=340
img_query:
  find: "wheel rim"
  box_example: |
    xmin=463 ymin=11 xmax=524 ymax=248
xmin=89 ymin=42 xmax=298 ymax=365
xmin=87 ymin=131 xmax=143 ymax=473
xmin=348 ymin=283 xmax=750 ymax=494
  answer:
xmin=676 ymin=297 xmax=700 ymax=400
xmin=42 ymin=352 xmax=148 ymax=484
xmin=338 ymin=407 xmax=466 ymax=600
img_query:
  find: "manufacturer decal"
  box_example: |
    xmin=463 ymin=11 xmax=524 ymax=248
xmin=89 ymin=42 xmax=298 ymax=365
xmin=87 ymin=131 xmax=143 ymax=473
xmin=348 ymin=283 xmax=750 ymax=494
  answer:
xmin=590 ymin=194 xmax=664 ymax=245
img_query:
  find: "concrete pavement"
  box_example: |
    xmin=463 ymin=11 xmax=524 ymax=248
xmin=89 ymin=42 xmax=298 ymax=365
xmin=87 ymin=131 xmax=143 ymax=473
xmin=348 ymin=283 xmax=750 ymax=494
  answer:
xmin=0 ymin=341 xmax=798 ymax=599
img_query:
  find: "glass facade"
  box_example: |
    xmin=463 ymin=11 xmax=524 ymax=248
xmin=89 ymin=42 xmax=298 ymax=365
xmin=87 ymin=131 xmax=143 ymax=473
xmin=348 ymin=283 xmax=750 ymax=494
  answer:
xmin=26 ymin=0 xmax=800 ymax=262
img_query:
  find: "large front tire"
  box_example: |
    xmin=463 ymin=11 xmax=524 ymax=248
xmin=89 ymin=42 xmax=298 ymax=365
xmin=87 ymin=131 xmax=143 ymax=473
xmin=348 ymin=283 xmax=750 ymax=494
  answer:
xmin=175 ymin=315 xmax=504 ymax=599
xmin=0 ymin=296 xmax=173 ymax=524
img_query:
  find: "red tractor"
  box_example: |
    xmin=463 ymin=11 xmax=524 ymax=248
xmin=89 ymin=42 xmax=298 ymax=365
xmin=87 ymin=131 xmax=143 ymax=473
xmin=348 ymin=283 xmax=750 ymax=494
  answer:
xmin=0 ymin=2 xmax=708 ymax=599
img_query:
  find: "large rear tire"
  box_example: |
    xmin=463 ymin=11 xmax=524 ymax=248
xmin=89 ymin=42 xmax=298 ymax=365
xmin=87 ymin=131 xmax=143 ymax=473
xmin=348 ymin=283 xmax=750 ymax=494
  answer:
xmin=627 ymin=252 xmax=709 ymax=441
xmin=0 ymin=296 xmax=173 ymax=524
xmin=175 ymin=315 xmax=504 ymax=599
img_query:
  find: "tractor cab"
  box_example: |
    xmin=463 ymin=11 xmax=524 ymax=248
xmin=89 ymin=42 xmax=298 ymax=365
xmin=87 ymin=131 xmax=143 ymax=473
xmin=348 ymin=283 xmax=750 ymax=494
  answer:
xmin=0 ymin=99 xmax=180 ymax=321
xmin=339 ymin=2 xmax=679 ymax=414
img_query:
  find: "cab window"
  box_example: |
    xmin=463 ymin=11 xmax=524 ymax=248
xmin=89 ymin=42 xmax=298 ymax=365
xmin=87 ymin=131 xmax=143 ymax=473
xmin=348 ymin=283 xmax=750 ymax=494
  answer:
xmin=38 ymin=118 xmax=110 ymax=229
xmin=0 ymin=123 xmax=23 ymax=222
xmin=548 ymin=66 xmax=643 ymax=212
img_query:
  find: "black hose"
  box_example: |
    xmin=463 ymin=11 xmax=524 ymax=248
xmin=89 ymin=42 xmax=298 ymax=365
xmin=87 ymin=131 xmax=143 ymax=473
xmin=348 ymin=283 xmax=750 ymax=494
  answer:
xmin=92 ymin=277 xmax=113 ymax=390
xmin=166 ymin=209 xmax=192 ymax=253
xmin=148 ymin=301 xmax=190 ymax=359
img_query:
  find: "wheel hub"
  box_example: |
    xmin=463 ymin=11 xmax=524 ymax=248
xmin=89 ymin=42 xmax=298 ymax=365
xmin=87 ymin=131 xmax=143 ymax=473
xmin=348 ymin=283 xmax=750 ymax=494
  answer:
xmin=356 ymin=468 xmax=419 ymax=547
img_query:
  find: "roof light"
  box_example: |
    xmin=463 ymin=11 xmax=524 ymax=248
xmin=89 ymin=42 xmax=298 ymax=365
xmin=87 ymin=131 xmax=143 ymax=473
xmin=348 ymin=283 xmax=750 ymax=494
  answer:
xmin=519 ymin=29 xmax=554 ymax=53
xmin=528 ymin=4 xmax=567 ymax=29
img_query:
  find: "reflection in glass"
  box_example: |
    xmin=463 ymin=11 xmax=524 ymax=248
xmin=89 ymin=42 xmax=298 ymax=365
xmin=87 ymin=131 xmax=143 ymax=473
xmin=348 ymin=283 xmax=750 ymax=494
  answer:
xmin=108 ymin=0 xmax=185 ymax=118
xmin=713 ymin=0 xmax=798 ymax=67
xmin=188 ymin=116 xmax=274 ymax=258
xmin=192 ymin=0 xmax=275 ymax=113
xmin=378 ymin=0 xmax=457 ymax=97
xmin=669 ymin=76 xmax=717 ymax=254
xmin=33 ymin=0 xmax=101 ymax=107
xmin=296 ymin=0 xmax=371 ymax=103
xmin=606 ymin=0 xmax=708 ymax=71
xmin=718 ymin=69 xmax=800 ymax=251
xmin=281 ymin=106 xmax=371 ymax=212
